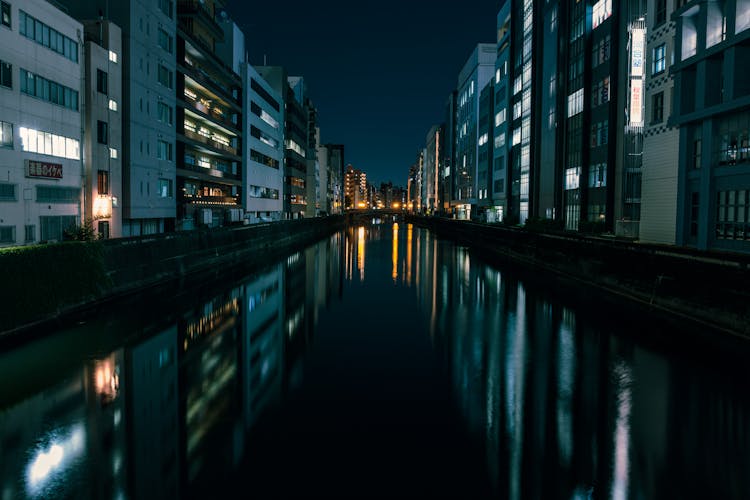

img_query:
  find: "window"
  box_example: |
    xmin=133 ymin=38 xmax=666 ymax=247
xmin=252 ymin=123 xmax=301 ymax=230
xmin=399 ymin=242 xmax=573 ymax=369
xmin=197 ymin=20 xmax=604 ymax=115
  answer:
xmin=652 ymin=92 xmax=664 ymax=123
xmin=157 ymin=139 xmax=172 ymax=160
xmin=19 ymin=127 xmax=79 ymax=159
xmin=157 ymin=64 xmax=173 ymax=89
xmin=98 ymin=221 xmax=109 ymax=239
xmin=40 ymin=215 xmax=77 ymax=242
xmin=158 ymin=178 xmax=172 ymax=197
xmin=588 ymin=163 xmax=607 ymax=188
xmin=592 ymin=0 xmax=613 ymax=29
xmin=19 ymin=11 xmax=78 ymax=62
xmin=250 ymin=149 xmax=280 ymax=169
xmin=158 ymin=28 xmax=173 ymax=53
xmin=25 ymin=225 xmax=35 ymax=243
xmin=109 ymin=147 xmax=118 ymax=159
xmin=567 ymin=88 xmax=584 ymax=117
xmin=97 ymin=69 xmax=107 ymax=94
xmin=0 ymin=182 xmax=16 ymax=201
xmin=36 ymin=186 xmax=80 ymax=203
xmin=157 ymin=101 xmax=173 ymax=124
xmin=158 ymin=0 xmax=173 ymax=19
xmin=655 ymin=0 xmax=667 ymax=26
xmin=97 ymin=170 xmax=109 ymax=194
xmin=0 ymin=226 xmax=15 ymax=244
xmin=97 ymin=120 xmax=108 ymax=145
xmin=0 ymin=120 xmax=12 ymax=148
xmin=0 ymin=60 xmax=10 ymax=88
xmin=652 ymin=44 xmax=666 ymax=75
xmin=108 ymin=50 xmax=117 ymax=63
xmin=250 ymin=79 xmax=280 ymax=112
xmin=108 ymin=99 xmax=117 ymax=111
xmin=20 ymin=69 xmax=78 ymax=111
xmin=1 ymin=1 xmax=9 ymax=28
xmin=690 ymin=192 xmax=700 ymax=238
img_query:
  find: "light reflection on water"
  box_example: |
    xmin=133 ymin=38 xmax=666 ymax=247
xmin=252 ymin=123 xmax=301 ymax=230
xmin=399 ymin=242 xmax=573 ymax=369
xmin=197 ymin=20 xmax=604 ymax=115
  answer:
xmin=0 ymin=224 xmax=749 ymax=499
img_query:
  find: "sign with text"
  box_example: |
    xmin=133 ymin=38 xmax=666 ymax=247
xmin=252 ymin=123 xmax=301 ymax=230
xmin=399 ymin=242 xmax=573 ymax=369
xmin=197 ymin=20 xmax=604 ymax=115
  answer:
xmin=631 ymin=28 xmax=645 ymax=77
xmin=26 ymin=160 xmax=63 ymax=179
xmin=630 ymin=79 xmax=643 ymax=127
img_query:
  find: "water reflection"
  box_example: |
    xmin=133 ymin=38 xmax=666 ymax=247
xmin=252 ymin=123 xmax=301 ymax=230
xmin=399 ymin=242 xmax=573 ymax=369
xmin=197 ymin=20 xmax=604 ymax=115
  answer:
xmin=0 ymin=233 xmax=344 ymax=499
xmin=1 ymin=225 xmax=749 ymax=499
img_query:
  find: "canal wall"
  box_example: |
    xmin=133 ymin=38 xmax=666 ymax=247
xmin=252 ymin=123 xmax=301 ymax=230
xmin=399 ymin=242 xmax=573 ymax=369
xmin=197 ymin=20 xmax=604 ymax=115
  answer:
xmin=408 ymin=216 xmax=750 ymax=339
xmin=0 ymin=216 xmax=344 ymax=337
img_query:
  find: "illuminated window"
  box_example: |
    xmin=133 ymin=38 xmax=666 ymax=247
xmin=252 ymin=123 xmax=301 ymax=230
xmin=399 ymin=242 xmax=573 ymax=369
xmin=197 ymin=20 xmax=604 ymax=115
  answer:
xmin=20 ymin=127 xmax=79 ymax=159
xmin=109 ymin=147 xmax=118 ymax=159
xmin=592 ymin=0 xmax=613 ymax=29
xmin=1 ymin=2 xmax=9 ymax=28
xmin=108 ymin=98 xmax=118 ymax=111
xmin=0 ymin=120 xmax=12 ymax=148
xmin=109 ymin=50 xmax=118 ymax=63
xmin=652 ymin=44 xmax=666 ymax=75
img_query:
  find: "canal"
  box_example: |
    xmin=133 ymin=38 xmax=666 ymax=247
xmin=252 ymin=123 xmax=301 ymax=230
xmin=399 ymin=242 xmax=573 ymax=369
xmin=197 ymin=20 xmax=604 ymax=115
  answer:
xmin=1 ymin=220 xmax=748 ymax=499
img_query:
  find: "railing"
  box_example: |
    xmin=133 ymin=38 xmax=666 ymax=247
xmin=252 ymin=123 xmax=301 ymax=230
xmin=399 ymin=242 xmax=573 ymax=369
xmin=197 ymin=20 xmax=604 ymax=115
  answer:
xmin=184 ymin=95 xmax=238 ymax=131
xmin=177 ymin=0 xmax=224 ymax=38
xmin=183 ymin=129 xmax=238 ymax=156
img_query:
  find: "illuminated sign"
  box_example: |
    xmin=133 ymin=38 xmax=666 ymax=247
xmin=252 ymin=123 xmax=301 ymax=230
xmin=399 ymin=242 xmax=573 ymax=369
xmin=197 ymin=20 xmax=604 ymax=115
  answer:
xmin=630 ymin=79 xmax=643 ymax=127
xmin=26 ymin=160 xmax=63 ymax=179
xmin=631 ymin=28 xmax=645 ymax=77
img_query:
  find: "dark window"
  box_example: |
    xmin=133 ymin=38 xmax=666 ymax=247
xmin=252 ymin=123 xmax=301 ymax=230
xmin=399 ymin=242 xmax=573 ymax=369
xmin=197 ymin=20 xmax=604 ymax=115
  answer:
xmin=97 ymin=220 xmax=109 ymax=239
xmin=655 ymin=0 xmax=666 ymax=26
xmin=97 ymin=120 xmax=108 ymax=145
xmin=652 ymin=91 xmax=664 ymax=123
xmin=1 ymin=2 xmax=10 ymax=28
xmin=97 ymin=170 xmax=109 ymax=194
xmin=693 ymin=138 xmax=702 ymax=169
xmin=40 ymin=215 xmax=77 ymax=242
xmin=24 ymin=225 xmax=35 ymax=243
xmin=97 ymin=69 xmax=107 ymax=94
xmin=0 ymin=60 xmax=10 ymax=88
xmin=690 ymin=192 xmax=700 ymax=238
xmin=0 ymin=226 xmax=14 ymax=243
xmin=0 ymin=182 xmax=16 ymax=201
xmin=250 ymin=79 xmax=280 ymax=112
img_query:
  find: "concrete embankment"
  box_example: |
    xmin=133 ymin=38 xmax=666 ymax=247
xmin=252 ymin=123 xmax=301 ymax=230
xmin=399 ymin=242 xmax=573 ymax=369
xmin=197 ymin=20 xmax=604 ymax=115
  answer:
xmin=0 ymin=216 xmax=344 ymax=338
xmin=409 ymin=216 xmax=750 ymax=339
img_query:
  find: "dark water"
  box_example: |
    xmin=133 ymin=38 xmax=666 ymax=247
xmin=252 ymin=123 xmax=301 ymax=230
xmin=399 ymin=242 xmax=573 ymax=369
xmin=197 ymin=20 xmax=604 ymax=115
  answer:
xmin=1 ymin=221 xmax=749 ymax=499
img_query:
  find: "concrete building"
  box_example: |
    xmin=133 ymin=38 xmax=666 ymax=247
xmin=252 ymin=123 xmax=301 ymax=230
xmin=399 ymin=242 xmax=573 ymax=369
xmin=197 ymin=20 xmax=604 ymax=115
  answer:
xmin=344 ymin=164 xmax=367 ymax=209
xmin=640 ymin=0 xmax=680 ymax=244
xmin=490 ymin=3 xmax=511 ymax=223
xmin=319 ymin=143 xmax=344 ymax=215
xmin=477 ymin=80 xmax=494 ymax=219
xmin=176 ymin=0 xmax=242 ymax=229
xmin=424 ymin=125 xmax=442 ymax=215
xmin=441 ymin=91 xmax=457 ymax=215
xmin=0 ymin=0 xmax=83 ymax=246
xmin=671 ymin=0 xmax=750 ymax=252
xmin=62 ymin=0 xmax=179 ymax=237
xmin=243 ymin=63 xmax=284 ymax=222
xmin=81 ymin=19 xmax=123 ymax=239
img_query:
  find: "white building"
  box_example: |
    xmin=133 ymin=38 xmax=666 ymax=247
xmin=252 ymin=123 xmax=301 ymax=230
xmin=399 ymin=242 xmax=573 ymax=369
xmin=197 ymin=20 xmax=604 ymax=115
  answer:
xmin=244 ymin=63 xmax=284 ymax=222
xmin=82 ymin=19 xmax=122 ymax=239
xmin=0 ymin=0 xmax=84 ymax=245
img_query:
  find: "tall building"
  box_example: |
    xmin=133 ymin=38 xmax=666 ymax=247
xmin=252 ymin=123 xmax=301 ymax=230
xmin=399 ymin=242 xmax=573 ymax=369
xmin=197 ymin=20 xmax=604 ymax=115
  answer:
xmin=424 ymin=125 xmax=443 ymax=215
xmin=477 ymin=80 xmax=494 ymax=219
xmin=176 ymin=0 xmax=242 ymax=229
xmin=490 ymin=2 xmax=511 ymax=223
xmin=243 ymin=62 xmax=284 ymax=222
xmin=640 ymin=0 xmax=680 ymax=244
xmin=344 ymin=164 xmax=367 ymax=209
xmin=323 ymin=143 xmax=344 ymax=214
xmin=453 ymin=43 xmax=496 ymax=220
xmin=82 ymin=19 xmax=123 ymax=239
xmin=63 ymin=0 xmax=179 ymax=237
xmin=672 ymin=0 xmax=750 ymax=252
xmin=441 ymin=91 xmax=457 ymax=215
xmin=0 ymin=0 xmax=84 ymax=246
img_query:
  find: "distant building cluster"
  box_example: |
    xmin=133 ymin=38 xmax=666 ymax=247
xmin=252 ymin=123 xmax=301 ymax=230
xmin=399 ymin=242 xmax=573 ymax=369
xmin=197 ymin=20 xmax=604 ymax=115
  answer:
xmin=342 ymin=164 xmax=406 ymax=211
xmin=410 ymin=0 xmax=750 ymax=253
xmin=0 ymin=0 xmax=345 ymax=246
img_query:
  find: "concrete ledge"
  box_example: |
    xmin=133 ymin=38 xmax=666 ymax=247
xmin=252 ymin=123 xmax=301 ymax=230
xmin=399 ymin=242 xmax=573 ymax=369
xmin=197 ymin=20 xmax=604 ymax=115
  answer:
xmin=0 ymin=216 xmax=344 ymax=340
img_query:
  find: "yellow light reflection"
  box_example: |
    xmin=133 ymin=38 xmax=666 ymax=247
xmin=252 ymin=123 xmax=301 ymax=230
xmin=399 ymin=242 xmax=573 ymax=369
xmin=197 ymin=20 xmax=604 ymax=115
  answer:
xmin=392 ymin=223 xmax=399 ymax=282
xmin=406 ymin=223 xmax=413 ymax=285
xmin=357 ymin=226 xmax=365 ymax=281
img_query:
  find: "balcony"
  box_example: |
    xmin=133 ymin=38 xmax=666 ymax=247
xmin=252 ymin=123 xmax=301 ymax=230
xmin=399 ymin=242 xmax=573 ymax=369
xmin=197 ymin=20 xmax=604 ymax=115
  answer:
xmin=182 ymin=128 xmax=238 ymax=157
xmin=183 ymin=194 xmax=239 ymax=206
xmin=178 ymin=1 xmax=224 ymax=40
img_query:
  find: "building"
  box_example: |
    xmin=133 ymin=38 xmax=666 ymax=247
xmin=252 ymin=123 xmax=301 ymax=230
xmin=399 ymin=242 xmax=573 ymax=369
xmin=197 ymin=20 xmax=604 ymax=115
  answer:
xmin=477 ymin=80 xmax=494 ymax=220
xmin=640 ymin=0 xmax=680 ymax=244
xmin=0 ymin=0 xmax=84 ymax=246
xmin=176 ymin=0 xmax=243 ymax=229
xmin=242 ymin=62 xmax=284 ymax=222
xmin=63 ymin=0 xmax=179 ymax=237
xmin=671 ymin=0 xmax=750 ymax=252
xmin=424 ymin=125 xmax=442 ymax=215
xmin=344 ymin=164 xmax=367 ymax=209
xmin=441 ymin=91 xmax=457 ymax=215
xmin=321 ymin=143 xmax=344 ymax=214
xmin=82 ymin=19 xmax=123 ymax=239
xmin=490 ymin=2 xmax=511 ymax=223
xmin=453 ymin=43 xmax=496 ymax=220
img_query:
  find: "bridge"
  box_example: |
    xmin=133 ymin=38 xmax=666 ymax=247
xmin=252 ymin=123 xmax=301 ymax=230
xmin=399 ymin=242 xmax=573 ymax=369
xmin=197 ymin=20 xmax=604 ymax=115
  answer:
xmin=344 ymin=209 xmax=406 ymax=224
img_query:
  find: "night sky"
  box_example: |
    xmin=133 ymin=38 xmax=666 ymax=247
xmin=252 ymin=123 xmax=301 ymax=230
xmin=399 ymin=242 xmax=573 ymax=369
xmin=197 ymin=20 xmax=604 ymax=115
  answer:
xmin=226 ymin=1 xmax=500 ymax=187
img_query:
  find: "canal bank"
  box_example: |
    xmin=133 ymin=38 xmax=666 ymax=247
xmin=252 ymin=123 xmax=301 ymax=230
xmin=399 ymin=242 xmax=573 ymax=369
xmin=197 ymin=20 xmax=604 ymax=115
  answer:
xmin=407 ymin=216 xmax=750 ymax=339
xmin=0 ymin=216 xmax=344 ymax=339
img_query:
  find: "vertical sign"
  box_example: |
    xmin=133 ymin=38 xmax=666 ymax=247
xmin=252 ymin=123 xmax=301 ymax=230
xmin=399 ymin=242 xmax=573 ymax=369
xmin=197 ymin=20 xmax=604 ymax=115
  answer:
xmin=629 ymin=27 xmax=646 ymax=127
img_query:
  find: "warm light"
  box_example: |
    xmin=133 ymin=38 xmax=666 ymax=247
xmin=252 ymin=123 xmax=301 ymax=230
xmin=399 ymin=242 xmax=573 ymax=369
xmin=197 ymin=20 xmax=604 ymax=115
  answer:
xmin=392 ymin=202 xmax=400 ymax=209
xmin=392 ymin=223 xmax=399 ymax=282
xmin=357 ymin=202 xmax=366 ymax=208
xmin=94 ymin=195 xmax=112 ymax=219
xmin=357 ymin=226 xmax=365 ymax=281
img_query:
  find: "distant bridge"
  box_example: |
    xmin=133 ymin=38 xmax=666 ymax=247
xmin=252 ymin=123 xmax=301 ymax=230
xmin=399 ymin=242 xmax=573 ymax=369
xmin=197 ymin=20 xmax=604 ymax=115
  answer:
xmin=344 ymin=209 xmax=406 ymax=224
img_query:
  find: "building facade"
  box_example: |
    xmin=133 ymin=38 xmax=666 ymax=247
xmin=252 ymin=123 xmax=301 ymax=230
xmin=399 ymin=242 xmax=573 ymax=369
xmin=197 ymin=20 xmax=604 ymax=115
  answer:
xmin=82 ymin=19 xmax=123 ymax=239
xmin=0 ymin=0 xmax=84 ymax=245
xmin=672 ymin=0 xmax=750 ymax=252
